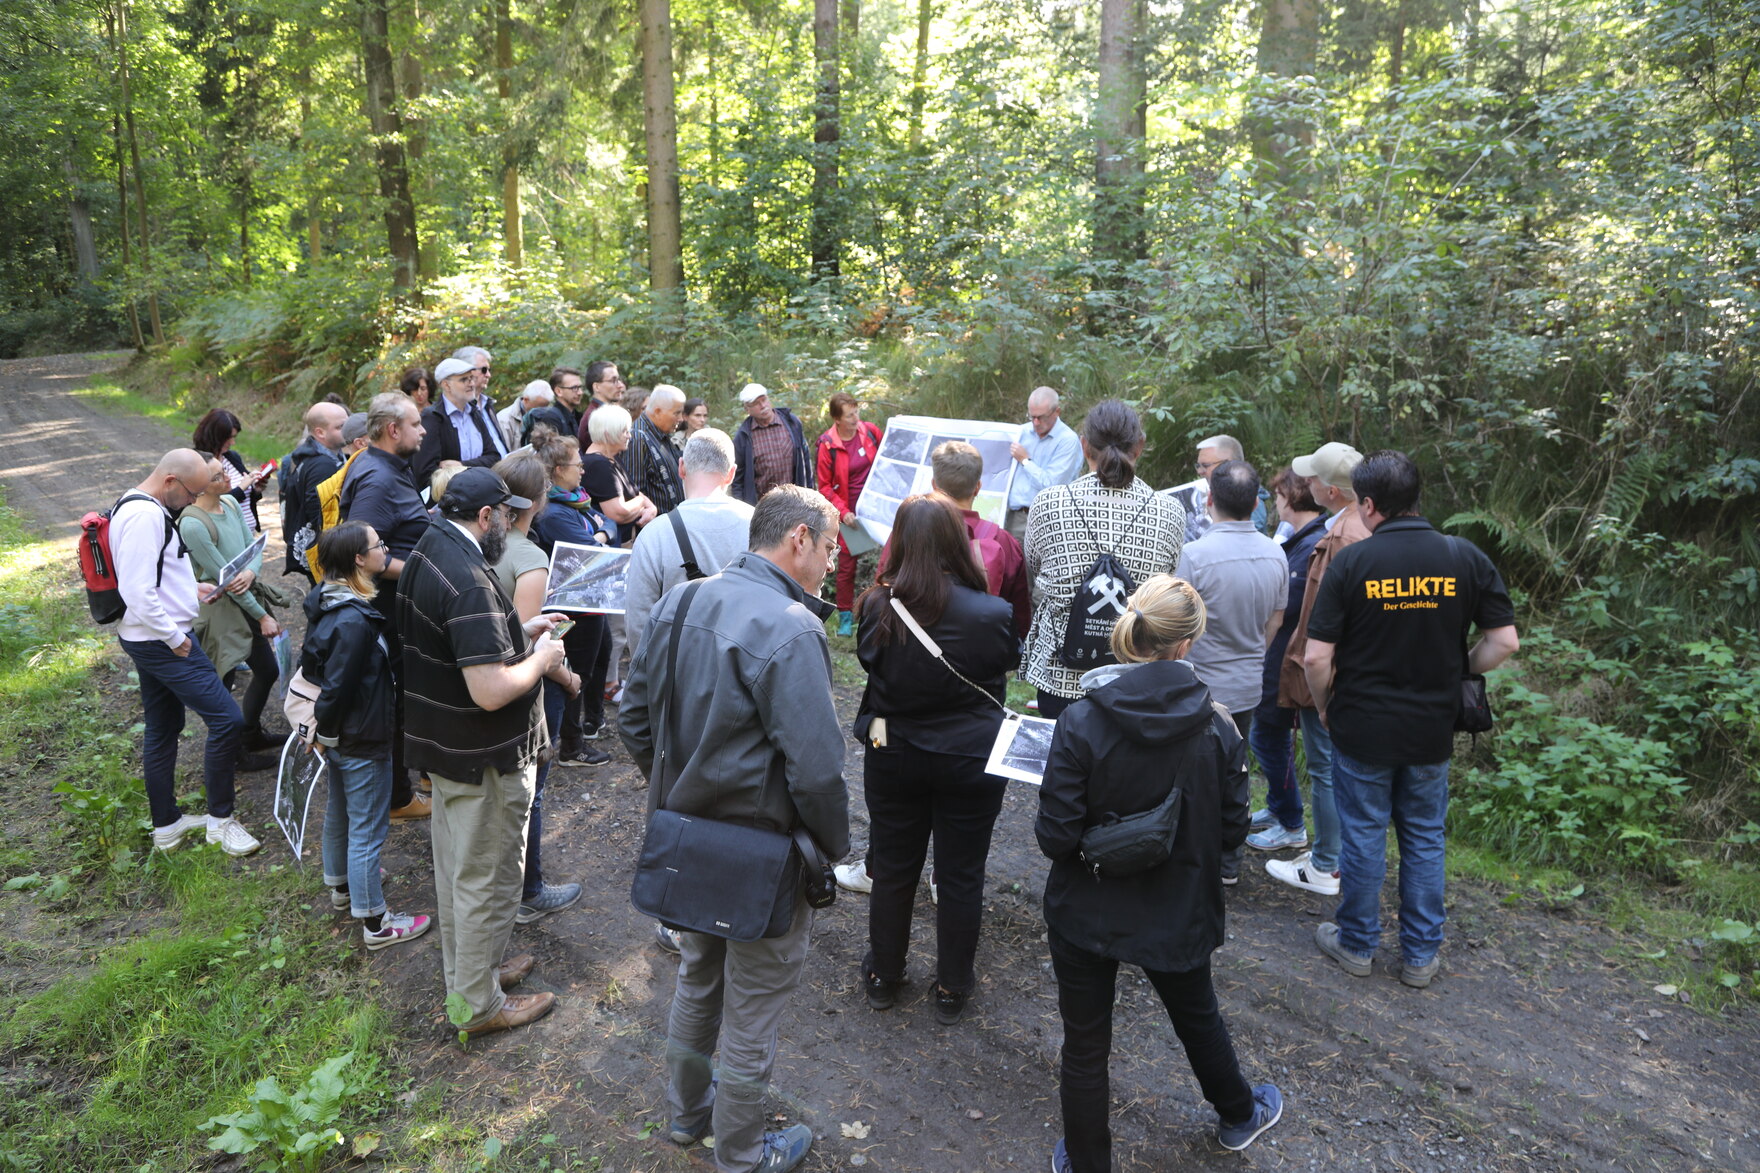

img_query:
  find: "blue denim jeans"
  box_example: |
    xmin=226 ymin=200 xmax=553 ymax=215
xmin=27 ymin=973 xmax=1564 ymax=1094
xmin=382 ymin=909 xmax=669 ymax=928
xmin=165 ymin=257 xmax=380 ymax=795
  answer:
xmin=119 ymin=634 xmax=241 ymax=827
xmin=320 ymin=750 xmax=393 ymax=917
xmin=1247 ymin=702 xmax=1340 ymax=873
xmin=1331 ymin=749 xmax=1450 ymax=965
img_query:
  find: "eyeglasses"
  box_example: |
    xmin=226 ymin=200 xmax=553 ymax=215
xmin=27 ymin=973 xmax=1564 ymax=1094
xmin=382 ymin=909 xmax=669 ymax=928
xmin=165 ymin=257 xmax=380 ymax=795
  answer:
xmin=374 ymin=539 xmax=391 ymax=554
xmin=475 ymin=366 xmax=491 ymax=376
xmin=1029 ymin=410 xmax=1056 ymax=422
xmin=557 ymin=382 xmax=584 ymax=392
xmin=1195 ymin=458 xmax=1223 ymax=474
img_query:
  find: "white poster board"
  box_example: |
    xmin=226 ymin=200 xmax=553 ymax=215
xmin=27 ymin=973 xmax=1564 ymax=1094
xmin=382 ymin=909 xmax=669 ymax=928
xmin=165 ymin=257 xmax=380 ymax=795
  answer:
xmin=544 ymin=542 xmax=630 ymax=614
xmin=853 ymin=415 xmax=1020 ymax=544
xmin=274 ymin=734 xmax=326 ymax=862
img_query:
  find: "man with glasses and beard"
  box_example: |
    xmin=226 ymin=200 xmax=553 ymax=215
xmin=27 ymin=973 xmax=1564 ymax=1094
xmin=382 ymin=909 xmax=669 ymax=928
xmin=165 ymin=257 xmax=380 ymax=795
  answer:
xmin=397 ymin=468 xmax=578 ymax=1038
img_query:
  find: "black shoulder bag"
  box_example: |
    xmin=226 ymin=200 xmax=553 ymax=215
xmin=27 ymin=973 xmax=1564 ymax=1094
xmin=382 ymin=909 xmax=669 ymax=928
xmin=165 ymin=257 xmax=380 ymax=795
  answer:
xmin=668 ymin=509 xmax=707 ymax=581
xmin=1076 ymin=698 xmax=1214 ymax=877
xmin=1448 ymin=538 xmax=1494 ymax=736
xmin=629 ymin=581 xmax=834 ymax=941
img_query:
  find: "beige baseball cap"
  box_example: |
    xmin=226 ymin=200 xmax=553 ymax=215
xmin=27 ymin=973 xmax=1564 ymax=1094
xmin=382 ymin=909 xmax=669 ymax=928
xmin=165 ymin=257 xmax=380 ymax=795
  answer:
xmin=1291 ymin=441 xmax=1363 ymax=490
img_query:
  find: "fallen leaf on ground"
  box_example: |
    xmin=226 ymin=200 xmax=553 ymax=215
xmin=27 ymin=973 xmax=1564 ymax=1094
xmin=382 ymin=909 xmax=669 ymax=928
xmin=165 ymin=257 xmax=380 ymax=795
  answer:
xmin=841 ymin=1121 xmax=871 ymax=1139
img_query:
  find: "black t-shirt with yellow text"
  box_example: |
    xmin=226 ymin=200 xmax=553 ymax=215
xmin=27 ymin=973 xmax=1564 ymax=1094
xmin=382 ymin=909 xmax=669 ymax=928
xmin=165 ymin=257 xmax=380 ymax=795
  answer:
xmin=1307 ymin=516 xmax=1515 ymax=766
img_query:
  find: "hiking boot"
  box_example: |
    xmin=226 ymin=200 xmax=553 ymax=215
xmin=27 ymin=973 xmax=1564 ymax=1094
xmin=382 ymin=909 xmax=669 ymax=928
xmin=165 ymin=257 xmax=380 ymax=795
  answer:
xmin=497 ymin=953 xmax=535 ymax=989
xmin=1217 ymin=1083 xmax=1283 ymax=1151
xmin=515 ymin=881 xmax=582 ymax=924
xmin=833 ymin=860 xmax=873 ymax=894
xmin=389 ymin=793 xmax=431 ymax=821
xmin=753 ymin=1123 xmax=812 ymax=1173
xmin=1400 ymin=957 xmax=1440 ymax=989
xmin=1246 ymin=824 xmax=1309 ymax=852
xmin=1267 ymin=852 xmax=1340 ymax=895
xmin=205 ymin=815 xmax=261 ymax=857
xmin=151 ymin=812 xmax=206 ymax=852
xmin=668 ymin=1121 xmax=715 ymax=1148
xmin=1315 ymin=922 xmax=1372 ymax=977
xmin=1248 ymin=807 xmax=1277 ymax=832
xmin=461 ymin=991 xmax=555 ymax=1038
xmin=364 ymin=911 xmax=431 ymax=951
xmin=933 ymin=985 xmax=968 ymax=1026
xmin=653 ymin=923 xmax=684 ymax=954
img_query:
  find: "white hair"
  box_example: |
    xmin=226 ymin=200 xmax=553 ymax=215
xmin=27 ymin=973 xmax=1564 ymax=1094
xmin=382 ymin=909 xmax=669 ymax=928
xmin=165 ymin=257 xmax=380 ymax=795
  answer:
xmin=1196 ymin=434 xmax=1244 ymax=461
xmin=588 ymin=403 xmax=633 ymax=446
xmin=681 ymin=428 xmax=735 ymax=477
xmin=521 ymin=380 xmax=554 ymax=405
xmin=648 ymin=384 xmax=686 ymax=411
xmin=452 ymin=345 xmax=491 ymax=364
xmin=1028 ymin=386 xmax=1060 ymax=410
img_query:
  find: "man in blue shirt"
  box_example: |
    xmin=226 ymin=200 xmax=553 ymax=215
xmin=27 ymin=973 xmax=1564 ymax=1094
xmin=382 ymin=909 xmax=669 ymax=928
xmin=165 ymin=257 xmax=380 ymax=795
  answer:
xmin=412 ymin=356 xmax=509 ymax=491
xmin=1005 ymin=386 xmax=1084 ymax=542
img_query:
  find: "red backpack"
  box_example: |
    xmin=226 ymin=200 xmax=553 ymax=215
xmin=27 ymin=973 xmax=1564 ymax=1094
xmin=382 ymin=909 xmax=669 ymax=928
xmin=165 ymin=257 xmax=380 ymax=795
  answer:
xmin=78 ymin=492 xmax=175 ymax=624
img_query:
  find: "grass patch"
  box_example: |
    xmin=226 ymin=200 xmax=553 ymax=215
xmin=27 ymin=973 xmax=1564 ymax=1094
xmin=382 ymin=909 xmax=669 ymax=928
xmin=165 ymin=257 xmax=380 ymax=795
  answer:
xmin=71 ymin=363 xmax=302 ymax=466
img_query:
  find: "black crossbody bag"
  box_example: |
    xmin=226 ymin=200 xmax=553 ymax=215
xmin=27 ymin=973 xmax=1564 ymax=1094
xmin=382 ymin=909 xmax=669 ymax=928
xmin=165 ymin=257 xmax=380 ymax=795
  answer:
xmin=1448 ymin=538 xmax=1494 ymax=736
xmin=629 ymin=581 xmax=834 ymax=941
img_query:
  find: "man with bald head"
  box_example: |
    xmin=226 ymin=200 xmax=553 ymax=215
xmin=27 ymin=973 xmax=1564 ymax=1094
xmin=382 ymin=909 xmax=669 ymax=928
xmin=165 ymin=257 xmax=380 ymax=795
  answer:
xmin=115 ymin=449 xmax=265 ymax=857
xmin=283 ymin=401 xmax=350 ymax=581
xmin=1005 ymin=385 xmax=1083 ymax=543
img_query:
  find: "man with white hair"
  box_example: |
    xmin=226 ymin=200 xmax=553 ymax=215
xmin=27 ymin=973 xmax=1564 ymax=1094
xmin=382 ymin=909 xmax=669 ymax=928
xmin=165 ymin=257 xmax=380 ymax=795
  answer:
xmin=624 ymin=427 xmax=753 ymax=659
xmin=497 ymin=379 xmax=554 ymax=452
xmin=1162 ymin=434 xmax=1268 ymax=544
xmin=453 ymin=345 xmax=495 ymax=405
xmin=1004 ymin=385 xmax=1082 ymax=543
xmin=626 ymin=384 xmax=688 ymax=516
xmin=413 ymin=356 xmax=510 ymax=491
xmin=731 ymin=383 xmax=813 ymax=505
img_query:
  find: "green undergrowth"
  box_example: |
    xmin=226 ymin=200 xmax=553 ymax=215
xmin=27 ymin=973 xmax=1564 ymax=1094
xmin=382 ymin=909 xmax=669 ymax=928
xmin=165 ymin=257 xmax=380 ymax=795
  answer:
xmin=73 ymin=370 xmax=302 ymax=468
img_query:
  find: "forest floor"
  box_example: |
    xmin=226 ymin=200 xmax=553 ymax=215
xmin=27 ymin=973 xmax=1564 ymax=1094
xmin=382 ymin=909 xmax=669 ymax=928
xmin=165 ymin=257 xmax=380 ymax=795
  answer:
xmin=1 ymin=352 xmax=1757 ymax=1172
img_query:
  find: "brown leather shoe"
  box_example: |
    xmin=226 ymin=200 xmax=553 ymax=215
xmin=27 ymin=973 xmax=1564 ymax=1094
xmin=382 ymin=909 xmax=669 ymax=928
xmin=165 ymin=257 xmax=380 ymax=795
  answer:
xmin=497 ymin=953 xmax=535 ymax=989
xmin=389 ymin=793 xmax=432 ymax=821
xmin=462 ymin=991 xmax=555 ymax=1037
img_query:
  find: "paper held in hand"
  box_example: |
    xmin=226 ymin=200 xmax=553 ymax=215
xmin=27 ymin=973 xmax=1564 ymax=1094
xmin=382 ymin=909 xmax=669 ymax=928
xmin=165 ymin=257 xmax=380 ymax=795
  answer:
xmin=212 ymin=532 xmax=267 ymax=597
xmin=986 ymin=711 xmax=1059 ymax=786
xmin=542 ymin=541 xmax=630 ymax=614
xmin=273 ymin=734 xmax=326 ymax=862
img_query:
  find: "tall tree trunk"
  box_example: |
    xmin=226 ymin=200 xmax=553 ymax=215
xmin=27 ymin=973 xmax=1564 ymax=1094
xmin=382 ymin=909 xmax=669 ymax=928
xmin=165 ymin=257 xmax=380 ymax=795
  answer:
xmin=64 ymin=160 xmax=100 ymax=281
xmin=239 ymin=178 xmax=251 ymax=287
xmin=110 ymin=107 xmax=145 ymax=351
xmin=1250 ymin=0 xmax=1319 ymax=175
xmin=362 ymin=0 xmax=421 ymax=297
xmin=398 ymin=0 xmax=437 ymax=280
xmin=301 ymin=84 xmax=322 ymax=262
xmin=640 ymin=0 xmax=683 ymax=295
xmin=908 ymin=0 xmax=931 ymax=151
xmin=1388 ymin=1 xmax=1407 ymax=90
xmin=1094 ymin=0 xmax=1147 ymax=264
xmin=114 ymin=1 xmax=164 ymax=346
xmin=841 ymin=0 xmax=858 ymax=38
xmin=811 ymin=0 xmax=840 ymax=278
xmin=496 ymin=0 xmax=522 ymax=266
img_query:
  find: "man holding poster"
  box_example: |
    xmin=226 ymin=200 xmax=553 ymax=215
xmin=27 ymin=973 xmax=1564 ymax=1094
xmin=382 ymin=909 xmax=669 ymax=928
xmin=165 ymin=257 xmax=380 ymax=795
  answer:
xmin=1005 ymin=387 xmax=1084 ymax=543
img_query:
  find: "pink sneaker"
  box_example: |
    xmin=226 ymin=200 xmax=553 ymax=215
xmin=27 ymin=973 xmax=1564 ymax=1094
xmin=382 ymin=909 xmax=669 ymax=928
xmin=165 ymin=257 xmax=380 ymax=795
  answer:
xmin=364 ymin=911 xmax=431 ymax=951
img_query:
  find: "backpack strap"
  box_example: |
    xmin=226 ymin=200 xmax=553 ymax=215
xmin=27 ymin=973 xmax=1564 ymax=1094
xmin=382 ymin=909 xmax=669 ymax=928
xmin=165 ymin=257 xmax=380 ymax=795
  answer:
xmin=669 ymin=509 xmax=706 ymax=581
xmin=653 ymin=579 xmax=707 ymax=804
xmin=114 ymin=491 xmax=177 ymax=590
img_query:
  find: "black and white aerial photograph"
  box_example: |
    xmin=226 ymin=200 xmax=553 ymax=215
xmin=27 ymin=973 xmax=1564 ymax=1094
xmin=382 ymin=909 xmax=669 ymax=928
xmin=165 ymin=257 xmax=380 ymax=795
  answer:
xmin=985 ymin=714 xmax=1058 ymax=786
xmin=543 ymin=542 xmax=630 ymax=614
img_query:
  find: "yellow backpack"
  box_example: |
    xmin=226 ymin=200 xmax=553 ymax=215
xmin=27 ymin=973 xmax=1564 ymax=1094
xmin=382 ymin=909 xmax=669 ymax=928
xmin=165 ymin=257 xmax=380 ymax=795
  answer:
xmin=305 ymin=447 xmax=365 ymax=579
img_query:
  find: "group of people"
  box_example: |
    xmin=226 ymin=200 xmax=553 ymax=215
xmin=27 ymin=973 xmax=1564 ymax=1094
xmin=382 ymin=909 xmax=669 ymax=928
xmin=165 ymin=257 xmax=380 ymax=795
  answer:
xmin=105 ymin=358 xmax=1520 ymax=1173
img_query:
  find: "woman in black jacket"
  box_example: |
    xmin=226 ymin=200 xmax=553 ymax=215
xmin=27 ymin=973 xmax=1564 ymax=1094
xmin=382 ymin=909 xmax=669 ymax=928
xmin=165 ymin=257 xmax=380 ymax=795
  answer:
xmin=1037 ymin=575 xmax=1282 ymax=1169
xmin=305 ymin=521 xmax=432 ymax=952
xmin=855 ymin=495 xmax=1019 ymax=1025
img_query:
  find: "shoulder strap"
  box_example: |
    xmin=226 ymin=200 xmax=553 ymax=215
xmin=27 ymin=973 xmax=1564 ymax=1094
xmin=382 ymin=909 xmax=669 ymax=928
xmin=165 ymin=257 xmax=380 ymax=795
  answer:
xmin=888 ymin=595 xmax=1007 ymax=712
xmin=180 ymin=503 xmax=223 ymax=547
xmin=653 ymin=579 xmax=707 ymax=807
xmin=116 ymin=491 xmax=177 ymax=589
xmin=668 ymin=509 xmax=705 ymax=580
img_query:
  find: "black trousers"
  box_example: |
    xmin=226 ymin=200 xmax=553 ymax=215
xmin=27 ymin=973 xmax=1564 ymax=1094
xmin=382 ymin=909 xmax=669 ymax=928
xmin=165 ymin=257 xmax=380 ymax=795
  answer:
xmin=559 ymin=615 xmax=609 ymax=748
xmin=1221 ymin=710 xmax=1253 ymax=878
xmin=863 ymin=741 xmax=1007 ymax=996
xmin=374 ymin=594 xmax=414 ymax=810
xmin=227 ymin=631 xmax=279 ymax=732
xmin=1048 ymin=927 xmax=1254 ymax=1172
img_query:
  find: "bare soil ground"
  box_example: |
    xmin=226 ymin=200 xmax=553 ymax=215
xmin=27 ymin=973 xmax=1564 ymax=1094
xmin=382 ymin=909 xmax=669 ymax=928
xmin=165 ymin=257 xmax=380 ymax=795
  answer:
xmin=2 ymin=353 xmax=1757 ymax=1172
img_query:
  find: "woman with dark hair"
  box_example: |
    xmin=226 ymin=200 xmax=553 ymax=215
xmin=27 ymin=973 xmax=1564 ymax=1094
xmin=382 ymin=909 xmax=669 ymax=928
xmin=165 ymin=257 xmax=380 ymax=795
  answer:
xmin=1038 ymin=575 xmax=1280 ymax=1170
xmin=192 ymin=408 xmax=270 ymax=530
xmin=400 ymin=366 xmax=432 ymax=411
xmin=816 ymin=391 xmax=883 ymax=636
xmin=677 ymin=397 xmax=708 ymax=442
xmin=854 ymin=495 xmax=1018 ymax=1025
xmin=1020 ymin=400 xmax=1186 ymax=718
xmin=305 ymin=520 xmax=431 ymax=950
xmin=178 ymin=451 xmax=290 ymax=755
xmin=528 ymin=424 xmax=614 ymax=766
xmin=489 ymin=451 xmax=583 ymax=922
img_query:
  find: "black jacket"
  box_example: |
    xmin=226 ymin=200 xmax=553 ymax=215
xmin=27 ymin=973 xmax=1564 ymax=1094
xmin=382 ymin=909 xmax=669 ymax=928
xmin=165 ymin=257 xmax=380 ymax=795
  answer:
xmin=731 ymin=407 xmax=815 ymax=505
xmin=411 ymin=398 xmax=508 ymax=491
xmin=300 ymin=583 xmax=396 ymax=760
xmin=281 ymin=435 xmax=343 ymax=580
xmin=854 ymin=578 xmax=1018 ymax=756
xmin=1036 ymin=659 xmax=1249 ymax=972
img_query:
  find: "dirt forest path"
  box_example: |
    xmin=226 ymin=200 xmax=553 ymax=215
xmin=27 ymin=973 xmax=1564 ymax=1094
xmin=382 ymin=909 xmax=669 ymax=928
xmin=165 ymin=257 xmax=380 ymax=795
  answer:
xmin=2 ymin=354 xmax=1757 ymax=1173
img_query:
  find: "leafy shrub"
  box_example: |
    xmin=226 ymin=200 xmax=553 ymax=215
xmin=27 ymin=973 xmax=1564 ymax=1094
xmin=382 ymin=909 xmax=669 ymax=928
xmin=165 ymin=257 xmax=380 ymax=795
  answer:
xmin=203 ymin=1052 xmax=360 ymax=1173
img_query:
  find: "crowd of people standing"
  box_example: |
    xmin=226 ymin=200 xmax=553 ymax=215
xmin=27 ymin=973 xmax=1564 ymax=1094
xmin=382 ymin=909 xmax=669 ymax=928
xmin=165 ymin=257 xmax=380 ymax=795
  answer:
xmin=103 ymin=349 xmax=1520 ymax=1173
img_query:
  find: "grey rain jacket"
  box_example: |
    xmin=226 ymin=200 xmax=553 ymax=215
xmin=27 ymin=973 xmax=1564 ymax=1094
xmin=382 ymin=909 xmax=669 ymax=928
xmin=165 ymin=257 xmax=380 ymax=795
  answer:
xmin=619 ymin=551 xmax=851 ymax=860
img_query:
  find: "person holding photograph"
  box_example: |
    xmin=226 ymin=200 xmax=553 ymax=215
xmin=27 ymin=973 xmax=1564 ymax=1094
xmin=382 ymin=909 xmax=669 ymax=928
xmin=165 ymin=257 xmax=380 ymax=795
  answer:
xmin=192 ymin=408 xmax=273 ymax=531
xmin=304 ymin=521 xmax=432 ymax=950
xmin=1037 ymin=575 xmax=1281 ymax=1169
xmin=854 ymin=495 xmax=1018 ymax=1026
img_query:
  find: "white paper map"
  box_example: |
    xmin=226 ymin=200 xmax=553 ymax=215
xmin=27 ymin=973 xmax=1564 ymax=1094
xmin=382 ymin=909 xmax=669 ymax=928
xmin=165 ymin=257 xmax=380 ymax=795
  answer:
xmin=853 ymin=415 xmax=1020 ymax=543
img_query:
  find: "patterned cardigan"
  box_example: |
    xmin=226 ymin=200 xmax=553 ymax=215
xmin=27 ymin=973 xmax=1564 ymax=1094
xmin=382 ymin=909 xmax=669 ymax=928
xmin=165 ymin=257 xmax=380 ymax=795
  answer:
xmin=1020 ymin=474 xmax=1187 ymax=699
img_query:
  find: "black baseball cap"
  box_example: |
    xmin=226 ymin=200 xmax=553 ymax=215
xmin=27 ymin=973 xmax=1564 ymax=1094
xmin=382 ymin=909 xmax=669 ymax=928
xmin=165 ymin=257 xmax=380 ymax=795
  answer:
xmin=438 ymin=467 xmax=532 ymax=514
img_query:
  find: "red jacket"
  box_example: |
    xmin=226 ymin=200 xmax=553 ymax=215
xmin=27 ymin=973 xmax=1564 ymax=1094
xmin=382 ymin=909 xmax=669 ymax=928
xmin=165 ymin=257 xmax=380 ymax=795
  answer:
xmin=815 ymin=421 xmax=883 ymax=516
xmin=963 ymin=509 xmax=1032 ymax=637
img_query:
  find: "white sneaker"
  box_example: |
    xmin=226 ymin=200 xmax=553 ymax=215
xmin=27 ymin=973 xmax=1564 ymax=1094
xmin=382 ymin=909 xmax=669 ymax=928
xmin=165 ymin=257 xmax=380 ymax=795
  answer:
xmin=151 ymin=812 xmax=206 ymax=852
xmin=1266 ymin=852 xmax=1340 ymax=895
xmin=929 ymin=867 xmax=938 ymax=906
xmin=206 ymin=815 xmax=262 ymax=857
xmin=833 ymin=861 xmax=873 ymax=894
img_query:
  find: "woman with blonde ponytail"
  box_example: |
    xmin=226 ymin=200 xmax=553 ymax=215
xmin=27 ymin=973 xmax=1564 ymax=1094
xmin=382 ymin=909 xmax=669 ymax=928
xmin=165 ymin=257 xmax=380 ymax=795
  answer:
xmin=1037 ymin=575 xmax=1283 ymax=1169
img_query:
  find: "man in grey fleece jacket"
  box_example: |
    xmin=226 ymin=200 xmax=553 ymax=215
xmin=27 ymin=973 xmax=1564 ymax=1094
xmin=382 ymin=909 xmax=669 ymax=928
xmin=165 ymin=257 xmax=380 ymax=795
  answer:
xmin=619 ymin=483 xmax=850 ymax=1173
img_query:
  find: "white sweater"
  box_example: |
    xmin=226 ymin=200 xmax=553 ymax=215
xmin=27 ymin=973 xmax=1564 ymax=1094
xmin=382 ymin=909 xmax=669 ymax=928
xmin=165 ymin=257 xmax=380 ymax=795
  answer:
xmin=113 ymin=495 xmax=200 ymax=647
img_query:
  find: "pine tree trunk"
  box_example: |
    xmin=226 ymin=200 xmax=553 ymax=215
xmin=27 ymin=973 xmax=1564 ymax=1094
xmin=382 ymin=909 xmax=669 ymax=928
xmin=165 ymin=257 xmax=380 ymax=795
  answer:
xmin=1094 ymin=0 xmax=1147 ymax=264
xmin=640 ymin=0 xmax=683 ymax=295
xmin=361 ymin=0 xmax=421 ymax=297
xmin=908 ymin=0 xmax=930 ymax=151
xmin=496 ymin=0 xmax=522 ymax=266
xmin=811 ymin=0 xmax=840 ymax=278
xmin=1250 ymin=0 xmax=1319 ymax=175
xmin=108 ymin=103 xmax=145 ymax=352
xmin=64 ymin=159 xmax=100 ymax=281
xmin=114 ymin=1 xmax=164 ymax=346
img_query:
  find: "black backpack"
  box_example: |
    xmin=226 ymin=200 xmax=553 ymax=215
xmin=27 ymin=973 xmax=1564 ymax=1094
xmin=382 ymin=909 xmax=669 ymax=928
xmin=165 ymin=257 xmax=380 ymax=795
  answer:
xmin=1058 ymin=488 xmax=1152 ymax=670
